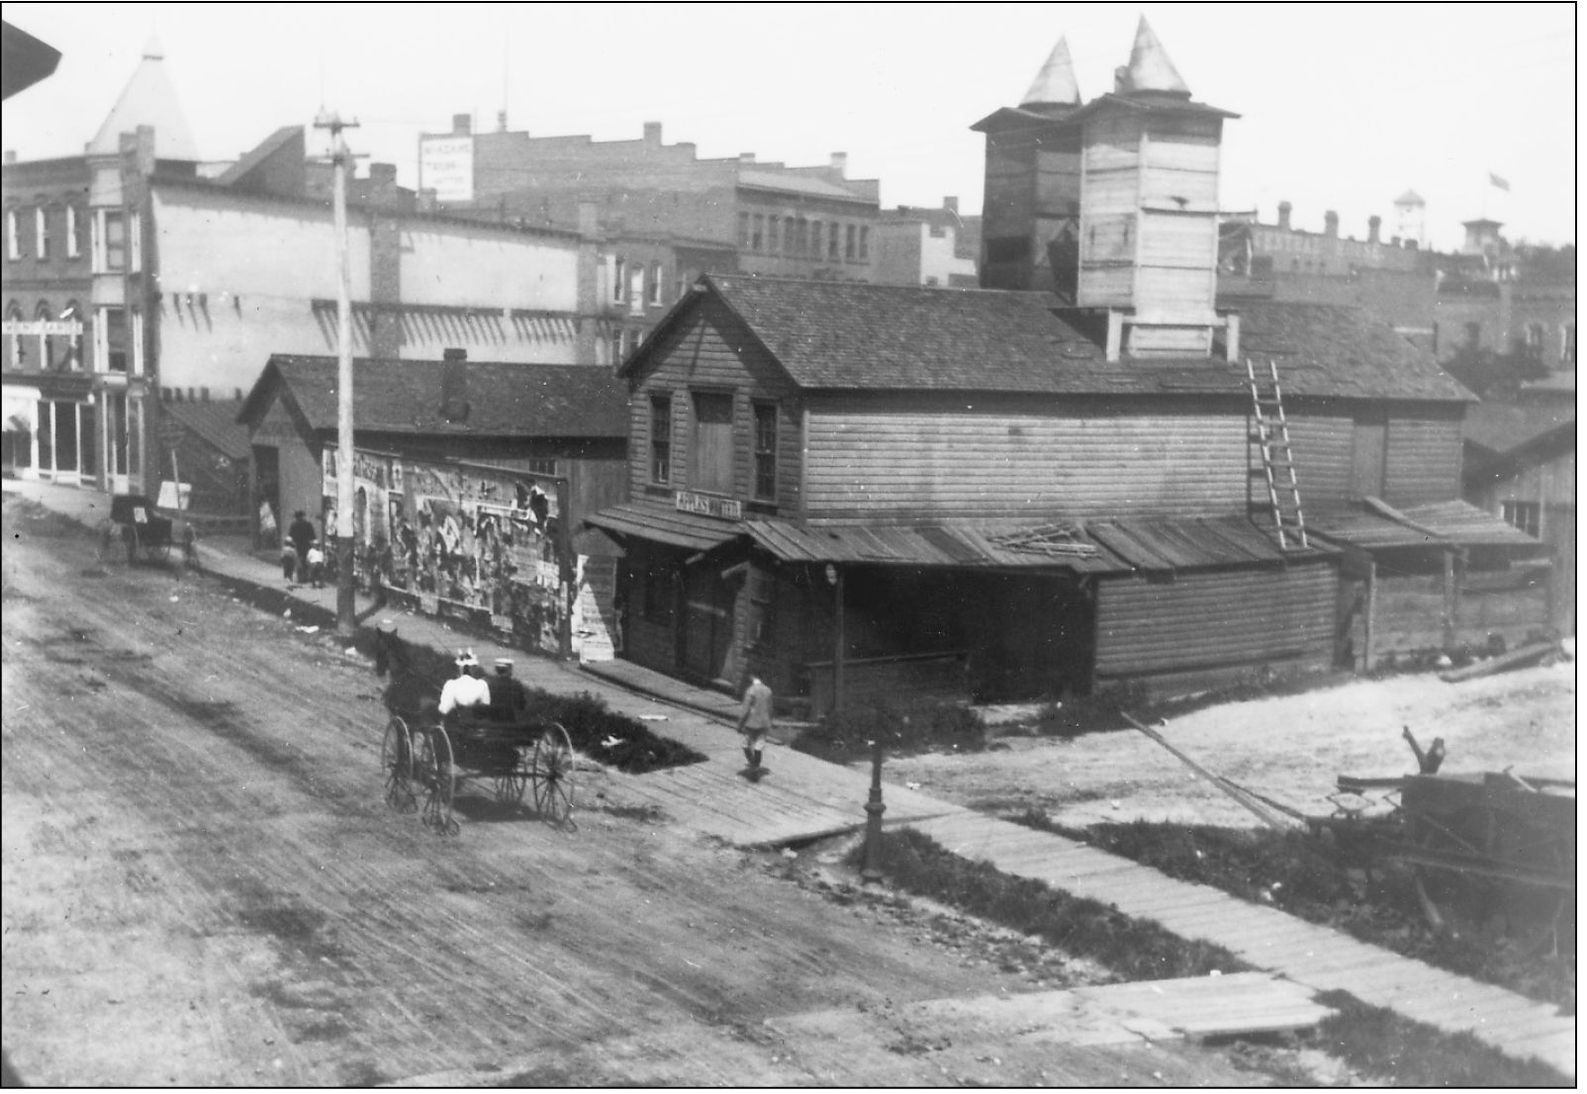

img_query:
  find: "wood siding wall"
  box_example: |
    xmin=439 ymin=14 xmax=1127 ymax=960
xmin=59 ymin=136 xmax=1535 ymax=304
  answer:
xmin=1383 ymin=415 xmax=1462 ymax=506
xmin=1282 ymin=414 xmax=1354 ymax=506
xmin=1094 ymin=561 xmax=1337 ymax=678
xmin=803 ymin=396 xmax=1247 ymax=522
xmin=628 ymin=297 xmax=803 ymax=513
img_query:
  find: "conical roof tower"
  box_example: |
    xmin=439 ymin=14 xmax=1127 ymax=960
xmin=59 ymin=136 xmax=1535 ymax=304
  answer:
xmin=88 ymin=36 xmax=200 ymax=160
xmin=1115 ymin=16 xmax=1191 ymax=96
xmin=1021 ymin=36 xmax=1082 ymax=111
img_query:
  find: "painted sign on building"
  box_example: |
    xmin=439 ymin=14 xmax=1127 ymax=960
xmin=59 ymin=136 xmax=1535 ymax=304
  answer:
xmin=419 ymin=135 xmax=474 ymax=204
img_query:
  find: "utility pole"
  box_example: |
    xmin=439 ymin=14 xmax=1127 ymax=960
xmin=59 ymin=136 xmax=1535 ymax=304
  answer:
xmin=315 ymin=110 xmax=360 ymax=639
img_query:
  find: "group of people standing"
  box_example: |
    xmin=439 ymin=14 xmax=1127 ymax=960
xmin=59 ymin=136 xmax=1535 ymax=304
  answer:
xmin=281 ymin=510 xmax=326 ymax=588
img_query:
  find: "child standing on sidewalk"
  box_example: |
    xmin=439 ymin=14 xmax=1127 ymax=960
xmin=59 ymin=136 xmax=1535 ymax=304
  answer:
xmin=735 ymin=674 xmax=774 ymax=781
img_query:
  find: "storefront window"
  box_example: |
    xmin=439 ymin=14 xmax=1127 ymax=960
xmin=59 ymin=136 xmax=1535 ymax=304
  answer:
xmin=36 ymin=399 xmax=53 ymax=470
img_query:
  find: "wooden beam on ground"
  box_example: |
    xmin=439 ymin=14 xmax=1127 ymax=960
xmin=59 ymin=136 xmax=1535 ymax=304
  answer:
xmin=1438 ymin=640 xmax=1561 ymax=683
xmin=1121 ymin=711 xmax=1296 ymax=830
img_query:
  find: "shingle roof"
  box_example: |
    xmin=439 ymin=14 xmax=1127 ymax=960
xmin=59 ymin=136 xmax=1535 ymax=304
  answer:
xmin=163 ymin=398 xmax=250 ymax=459
xmin=243 ymin=355 xmax=628 ymax=438
xmin=1233 ymin=301 xmax=1472 ymax=402
xmin=1463 ymin=400 xmax=1575 ymax=457
xmin=656 ymin=275 xmax=1469 ymax=402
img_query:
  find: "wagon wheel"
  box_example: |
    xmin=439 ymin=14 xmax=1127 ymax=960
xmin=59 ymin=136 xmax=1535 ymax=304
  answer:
xmin=530 ymin=722 xmax=576 ymax=829
xmin=416 ymin=726 xmax=458 ymax=836
xmin=1407 ymin=806 xmax=1493 ymax=934
xmin=148 ymin=540 xmax=171 ymax=563
xmin=493 ymin=744 xmax=531 ymax=808
xmin=381 ymin=716 xmax=416 ymax=814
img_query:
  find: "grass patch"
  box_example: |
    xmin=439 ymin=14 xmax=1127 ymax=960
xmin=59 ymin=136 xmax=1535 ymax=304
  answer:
xmin=1012 ymin=812 xmax=1576 ymax=1014
xmin=1308 ymin=990 xmax=1571 ymax=1087
xmin=793 ymin=698 xmax=987 ymax=764
xmin=847 ymin=828 xmax=1249 ymax=982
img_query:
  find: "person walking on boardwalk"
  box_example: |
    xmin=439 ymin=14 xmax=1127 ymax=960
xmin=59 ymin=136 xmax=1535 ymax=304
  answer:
xmin=735 ymin=673 xmax=774 ymax=780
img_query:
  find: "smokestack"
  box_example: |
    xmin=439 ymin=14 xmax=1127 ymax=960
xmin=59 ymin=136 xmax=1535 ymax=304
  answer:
xmin=440 ymin=348 xmax=469 ymax=423
xmin=830 ymin=152 xmax=848 ymax=175
xmin=1368 ymin=215 xmax=1382 ymax=244
xmin=1277 ymin=201 xmax=1292 ymax=231
xmin=1324 ymin=210 xmax=1339 ymax=238
xmin=643 ymin=121 xmax=662 ymax=147
xmin=452 ymin=113 xmax=472 ymax=136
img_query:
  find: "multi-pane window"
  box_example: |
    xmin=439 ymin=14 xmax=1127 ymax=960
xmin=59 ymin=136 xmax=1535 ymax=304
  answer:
xmin=858 ymin=225 xmax=869 ymax=260
xmin=35 ymin=208 xmax=49 ymax=260
xmin=97 ymin=306 xmax=128 ymax=372
xmin=94 ymin=209 xmax=126 ymax=272
xmin=753 ymin=402 xmax=778 ymax=500
xmin=610 ymin=330 xmax=623 ymax=366
xmin=5 ymin=209 xmax=18 ymax=260
xmin=648 ymin=262 xmax=663 ymax=305
xmin=525 ymin=458 xmax=558 ymax=476
xmin=650 ymin=394 xmax=672 ymax=484
xmin=751 ymin=214 xmax=764 ymax=251
xmin=34 ymin=302 xmax=53 ymax=368
xmin=737 ymin=212 xmax=750 ymax=247
xmin=810 ymin=221 xmax=822 ymax=259
xmin=831 ymin=224 xmax=843 ymax=260
xmin=1502 ymin=500 xmax=1541 ymax=537
xmin=66 ymin=206 xmax=82 ymax=258
xmin=613 ymin=257 xmax=626 ymax=302
xmin=766 ymin=215 xmax=779 ymax=254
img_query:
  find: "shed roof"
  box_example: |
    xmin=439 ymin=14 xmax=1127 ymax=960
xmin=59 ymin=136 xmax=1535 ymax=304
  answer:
xmin=1309 ymin=499 xmax=1549 ymax=553
xmin=1462 ymin=400 xmax=1575 ymax=459
xmin=632 ymin=275 xmax=1470 ymax=403
xmin=239 ymin=355 xmax=628 ymax=439
xmin=163 ymin=398 xmax=250 ymax=460
xmin=583 ymin=501 xmax=742 ymax=552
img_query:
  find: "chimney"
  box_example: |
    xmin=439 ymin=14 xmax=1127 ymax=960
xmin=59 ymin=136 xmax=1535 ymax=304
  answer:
xmin=737 ymin=152 xmax=756 ymax=165
xmin=452 ymin=113 xmax=472 ymax=136
xmin=643 ymin=121 xmax=662 ymax=147
xmin=943 ymin=196 xmax=959 ymax=215
xmin=1324 ymin=210 xmax=1339 ymax=238
xmin=1368 ymin=215 xmax=1382 ymax=244
xmin=1277 ymin=201 xmax=1292 ymax=231
xmin=440 ymin=348 xmax=470 ymax=423
xmin=830 ymin=152 xmax=848 ymax=176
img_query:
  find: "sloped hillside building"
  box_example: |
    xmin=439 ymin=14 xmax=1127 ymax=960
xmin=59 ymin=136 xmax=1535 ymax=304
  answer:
xmin=587 ymin=21 xmax=1548 ymax=709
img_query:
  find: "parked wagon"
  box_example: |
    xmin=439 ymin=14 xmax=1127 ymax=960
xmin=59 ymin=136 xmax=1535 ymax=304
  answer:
xmin=1316 ymin=769 xmax=1575 ymax=938
xmin=381 ymin=709 xmax=575 ymax=836
xmin=108 ymin=493 xmax=195 ymax=567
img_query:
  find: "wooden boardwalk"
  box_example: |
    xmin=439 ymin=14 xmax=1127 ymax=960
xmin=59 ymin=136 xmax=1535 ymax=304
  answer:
xmin=907 ymin=812 xmax=1575 ymax=1080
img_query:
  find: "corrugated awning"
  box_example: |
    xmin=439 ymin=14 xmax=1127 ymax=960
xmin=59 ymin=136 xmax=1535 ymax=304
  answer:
xmin=583 ymin=501 xmax=744 ymax=553
xmin=1310 ymin=499 xmax=1551 ymax=554
xmin=744 ymin=515 xmax=1328 ymax=575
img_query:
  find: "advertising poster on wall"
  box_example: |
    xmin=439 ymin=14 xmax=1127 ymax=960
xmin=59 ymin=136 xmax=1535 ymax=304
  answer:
xmin=322 ymin=447 xmax=572 ymax=656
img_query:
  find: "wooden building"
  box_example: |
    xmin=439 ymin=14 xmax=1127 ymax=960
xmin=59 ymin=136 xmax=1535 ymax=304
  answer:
xmin=587 ymin=21 xmax=1547 ymax=709
xmin=238 ymin=350 xmax=629 ymax=660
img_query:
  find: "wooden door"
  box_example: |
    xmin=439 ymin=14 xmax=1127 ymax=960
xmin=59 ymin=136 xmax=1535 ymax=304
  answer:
xmin=683 ymin=565 xmax=736 ymax=683
xmin=1351 ymin=419 xmax=1387 ymax=499
xmin=691 ymin=392 xmax=734 ymax=495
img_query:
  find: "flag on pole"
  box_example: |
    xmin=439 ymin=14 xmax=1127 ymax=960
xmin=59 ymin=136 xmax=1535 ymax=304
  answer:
xmin=1489 ymin=172 xmax=1511 ymax=192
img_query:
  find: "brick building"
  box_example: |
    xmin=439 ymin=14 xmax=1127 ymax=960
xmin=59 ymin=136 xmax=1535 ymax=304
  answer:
xmin=4 ymin=47 xmax=609 ymax=501
xmin=872 ymin=198 xmax=979 ymax=288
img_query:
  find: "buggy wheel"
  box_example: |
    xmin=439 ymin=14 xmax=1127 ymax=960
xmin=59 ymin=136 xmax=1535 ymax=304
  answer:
xmin=531 ymin=722 xmax=576 ymax=829
xmin=493 ymin=746 xmax=530 ymax=807
xmin=381 ymin=716 xmax=416 ymax=813
xmin=417 ymin=726 xmax=457 ymax=835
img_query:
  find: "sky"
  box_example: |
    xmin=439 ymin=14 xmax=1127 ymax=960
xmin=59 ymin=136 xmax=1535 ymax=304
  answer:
xmin=2 ymin=2 xmax=1577 ymax=249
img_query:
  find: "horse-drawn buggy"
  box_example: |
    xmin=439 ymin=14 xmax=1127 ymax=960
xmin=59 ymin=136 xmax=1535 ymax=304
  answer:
xmin=378 ymin=648 xmax=576 ymax=836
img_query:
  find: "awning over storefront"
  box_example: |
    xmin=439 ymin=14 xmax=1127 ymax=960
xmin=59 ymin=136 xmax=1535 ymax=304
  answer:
xmin=1310 ymin=498 xmax=1551 ymax=555
xmin=2 ymin=385 xmax=41 ymax=431
xmin=584 ymin=500 xmax=744 ymax=553
xmin=744 ymin=514 xmax=1331 ymax=575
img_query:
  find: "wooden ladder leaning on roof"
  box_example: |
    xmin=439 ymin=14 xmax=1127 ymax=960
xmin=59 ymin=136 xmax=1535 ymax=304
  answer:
xmin=1246 ymin=356 xmax=1310 ymax=550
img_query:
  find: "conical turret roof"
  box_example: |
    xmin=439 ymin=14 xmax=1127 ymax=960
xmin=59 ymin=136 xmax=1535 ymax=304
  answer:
xmin=1117 ymin=16 xmax=1190 ymax=96
xmin=1021 ymin=36 xmax=1081 ymax=108
xmin=88 ymin=36 xmax=200 ymax=160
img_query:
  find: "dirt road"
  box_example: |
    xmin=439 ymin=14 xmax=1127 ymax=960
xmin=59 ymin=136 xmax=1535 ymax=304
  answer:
xmin=2 ymin=498 xmax=1279 ymax=1087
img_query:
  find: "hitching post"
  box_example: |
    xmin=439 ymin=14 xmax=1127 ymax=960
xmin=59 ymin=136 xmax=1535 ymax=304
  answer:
xmin=861 ymin=738 xmax=886 ymax=885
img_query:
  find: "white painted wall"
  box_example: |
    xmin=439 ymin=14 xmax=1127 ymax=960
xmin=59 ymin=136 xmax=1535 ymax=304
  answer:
xmin=401 ymin=223 xmax=580 ymax=312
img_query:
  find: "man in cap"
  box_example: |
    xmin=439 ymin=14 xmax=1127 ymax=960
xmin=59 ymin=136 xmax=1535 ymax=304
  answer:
xmin=486 ymin=658 xmax=529 ymax=722
xmin=735 ymin=673 xmax=774 ymax=780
